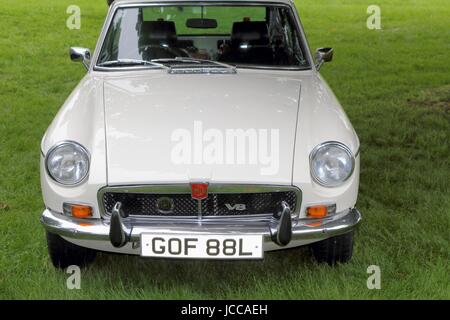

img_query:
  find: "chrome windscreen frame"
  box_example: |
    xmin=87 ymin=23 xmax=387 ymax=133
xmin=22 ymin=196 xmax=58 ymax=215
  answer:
xmin=97 ymin=184 xmax=302 ymax=222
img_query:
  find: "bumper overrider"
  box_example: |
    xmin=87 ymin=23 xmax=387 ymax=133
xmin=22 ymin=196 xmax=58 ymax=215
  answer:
xmin=40 ymin=204 xmax=362 ymax=253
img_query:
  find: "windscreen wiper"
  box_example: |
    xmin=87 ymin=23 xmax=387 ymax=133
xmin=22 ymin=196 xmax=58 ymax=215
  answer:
xmin=152 ymin=57 xmax=235 ymax=68
xmin=97 ymin=59 xmax=168 ymax=69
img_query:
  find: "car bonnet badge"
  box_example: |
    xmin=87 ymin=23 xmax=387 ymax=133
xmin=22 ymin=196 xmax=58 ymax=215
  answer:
xmin=190 ymin=182 xmax=209 ymax=200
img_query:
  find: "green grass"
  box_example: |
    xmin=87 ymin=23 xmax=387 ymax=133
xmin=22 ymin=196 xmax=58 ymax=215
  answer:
xmin=0 ymin=0 xmax=449 ymax=299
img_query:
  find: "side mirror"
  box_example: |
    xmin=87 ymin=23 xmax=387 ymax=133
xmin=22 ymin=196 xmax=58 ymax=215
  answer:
xmin=70 ymin=47 xmax=91 ymax=70
xmin=315 ymin=47 xmax=334 ymax=71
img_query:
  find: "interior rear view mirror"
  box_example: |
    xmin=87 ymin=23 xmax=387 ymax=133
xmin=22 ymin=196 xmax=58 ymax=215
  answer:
xmin=186 ymin=18 xmax=218 ymax=29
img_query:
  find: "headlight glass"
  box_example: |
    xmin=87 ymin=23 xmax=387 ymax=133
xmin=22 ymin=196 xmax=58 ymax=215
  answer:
xmin=46 ymin=142 xmax=89 ymax=185
xmin=310 ymin=142 xmax=354 ymax=187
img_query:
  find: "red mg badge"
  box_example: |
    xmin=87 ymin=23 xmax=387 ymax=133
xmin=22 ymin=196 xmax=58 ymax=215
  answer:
xmin=190 ymin=182 xmax=209 ymax=200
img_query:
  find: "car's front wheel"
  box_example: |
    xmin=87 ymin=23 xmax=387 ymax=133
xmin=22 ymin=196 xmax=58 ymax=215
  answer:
xmin=46 ymin=231 xmax=97 ymax=269
xmin=309 ymin=231 xmax=354 ymax=265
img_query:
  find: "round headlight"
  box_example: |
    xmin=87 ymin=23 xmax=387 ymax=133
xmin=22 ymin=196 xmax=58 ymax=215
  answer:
xmin=46 ymin=142 xmax=90 ymax=185
xmin=310 ymin=142 xmax=355 ymax=187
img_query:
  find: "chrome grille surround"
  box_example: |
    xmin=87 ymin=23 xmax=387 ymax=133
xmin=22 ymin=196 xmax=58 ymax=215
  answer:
xmin=98 ymin=184 xmax=302 ymax=221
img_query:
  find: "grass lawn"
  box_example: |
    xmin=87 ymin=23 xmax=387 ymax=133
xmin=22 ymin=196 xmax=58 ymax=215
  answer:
xmin=0 ymin=0 xmax=449 ymax=299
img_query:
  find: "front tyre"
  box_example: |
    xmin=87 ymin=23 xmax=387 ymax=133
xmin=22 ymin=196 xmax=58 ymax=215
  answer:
xmin=310 ymin=231 xmax=354 ymax=265
xmin=46 ymin=231 xmax=96 ymax=269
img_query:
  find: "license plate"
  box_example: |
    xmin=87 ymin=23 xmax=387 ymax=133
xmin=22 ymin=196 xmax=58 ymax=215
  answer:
xmin=141 ymin=234 xmax=264 ymax=259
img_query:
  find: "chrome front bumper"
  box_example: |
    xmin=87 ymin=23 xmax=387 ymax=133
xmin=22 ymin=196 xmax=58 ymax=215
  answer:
xmin=40 ymin=208 xmax=362 ymax=252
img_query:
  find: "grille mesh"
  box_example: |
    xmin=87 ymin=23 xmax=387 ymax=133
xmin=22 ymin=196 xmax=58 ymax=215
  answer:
xmin=102 ymin=191 xmax=297 ymax=217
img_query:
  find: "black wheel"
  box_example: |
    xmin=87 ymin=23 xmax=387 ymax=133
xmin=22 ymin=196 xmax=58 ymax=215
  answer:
xmin=46 ymin=231 xmax=97 ymax=269
xmin=310 ymin=231 xmax=354 ymax=265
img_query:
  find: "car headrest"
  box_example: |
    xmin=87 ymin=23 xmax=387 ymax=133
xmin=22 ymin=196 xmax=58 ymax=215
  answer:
xmin=231 ymin=21 xmax=269 ymax=46
xmin=140 ymin=21 xmax=177 ymax=45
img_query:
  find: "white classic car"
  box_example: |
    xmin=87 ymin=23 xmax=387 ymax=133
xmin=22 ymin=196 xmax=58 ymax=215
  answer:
xmin=41 ymin=0 xmax=362 ymax=268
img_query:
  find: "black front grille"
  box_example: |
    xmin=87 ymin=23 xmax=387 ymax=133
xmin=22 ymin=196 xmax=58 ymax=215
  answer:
xmin=102 ymin=191 xmax=297 ymax=217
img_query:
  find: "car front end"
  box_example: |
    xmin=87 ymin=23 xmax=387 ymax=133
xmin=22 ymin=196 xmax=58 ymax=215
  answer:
xmin=40 ymin=0 xmax=361 ymax=267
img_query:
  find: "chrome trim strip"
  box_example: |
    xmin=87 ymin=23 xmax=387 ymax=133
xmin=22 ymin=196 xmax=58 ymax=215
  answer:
xmin=95 ymin=65 xmax=165 ymax=72
xmin=168 ymin=67 xmax=237 ymax=74
xmin=97 ymin=184 xmax=302 ymax=219
xmin=355 ymin=146 xmax=361 ymax=158
xmin=197 ymin=199 xmax=202 ymax=221
xmin=290 ymin=1 xmax=315 ymax=71
xmin=123 ymin=213 xmax=275 ymax=224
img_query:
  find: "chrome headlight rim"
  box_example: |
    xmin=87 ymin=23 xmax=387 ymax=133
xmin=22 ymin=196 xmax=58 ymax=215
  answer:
xmin=310 ymin=141 xmax=355 ymax=188
xmin=45 ymin=140 xmax=90 ymax=186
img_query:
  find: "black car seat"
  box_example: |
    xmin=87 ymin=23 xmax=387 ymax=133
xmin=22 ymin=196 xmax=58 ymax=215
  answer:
xmin=219 ymin=21 xmax=273 ymax=65
xmin=138 ymin=20 xmax=188 ymax=59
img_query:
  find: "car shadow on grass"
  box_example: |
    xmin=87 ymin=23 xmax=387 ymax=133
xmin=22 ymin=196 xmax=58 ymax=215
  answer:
xmin=86 ymin=246 xmax=317 ymax=297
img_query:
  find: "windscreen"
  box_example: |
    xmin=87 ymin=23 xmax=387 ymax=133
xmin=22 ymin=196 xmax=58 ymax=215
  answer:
xmin=97 ymin=4 xmax=310 ymax=69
